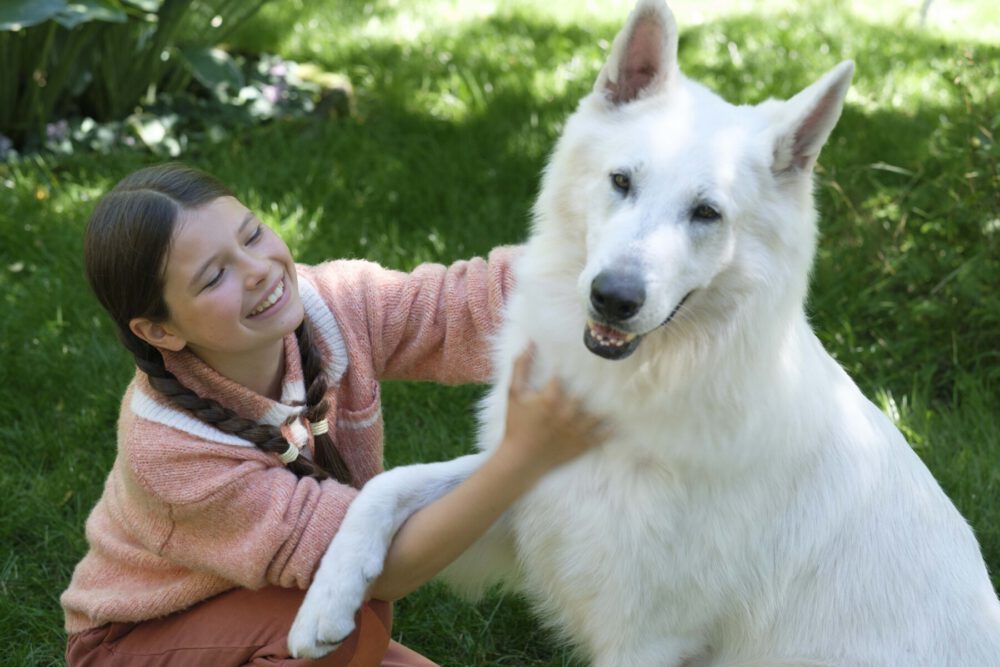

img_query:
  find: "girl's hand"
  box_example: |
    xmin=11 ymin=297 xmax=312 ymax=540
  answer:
xmin=359 ymin=344 xmax=607 ymax=604
xmin=498 ymin=345 xmax=609 ymax=475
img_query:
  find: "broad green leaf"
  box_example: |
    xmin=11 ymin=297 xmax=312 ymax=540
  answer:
xmin=180 ymin=46 xmax=244 ymax=93
xmin=0 ymin=0 xmax=66 ymax=31
xmin=53 ymin=1 xmax=127 ymax=29
xmin=121 ymin=0 xmax=162 ymax=12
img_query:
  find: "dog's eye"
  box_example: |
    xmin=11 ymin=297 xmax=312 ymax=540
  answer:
xmin=611 ymin=172 xmax=631 ymax=194
xmin=691 ymin=203 xmax=721 ymax=223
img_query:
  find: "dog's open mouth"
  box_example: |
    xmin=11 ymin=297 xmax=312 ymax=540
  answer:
xmin=583 ymin=292 xmax=692 ymax=361
xmin=584 ymin=321 xmax=642 ymax=360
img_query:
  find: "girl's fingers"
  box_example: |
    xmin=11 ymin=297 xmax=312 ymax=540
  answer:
xmin=509 ymin=344 xmax=536 ymax=394
xmin=542 ymin=377 xmax=563 ymax=402
xmin=591 ymin=420 xmax=613 ymax=442
xmin=507 ymin=347 xmax=607 ymax=443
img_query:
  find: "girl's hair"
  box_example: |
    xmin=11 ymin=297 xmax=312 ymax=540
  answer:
xmin=85 ymin=163 xmax=352 ymax=484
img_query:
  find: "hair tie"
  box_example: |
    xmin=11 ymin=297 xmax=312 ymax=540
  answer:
xmin=310 ymin=418 xmax=330 ymax=436
xmin=279 ymin=443 xmax=300 ymax=464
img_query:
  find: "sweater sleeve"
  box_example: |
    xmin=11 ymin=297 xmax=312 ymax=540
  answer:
xmin=309 ymin=246 xmax=519 ymax=385
xmin=128 ymin=426 xmax=357 ymax=591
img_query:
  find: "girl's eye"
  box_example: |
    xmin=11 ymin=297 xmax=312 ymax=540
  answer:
xmin=611 ymin=172 xmax=631 ymax=194
xmin=691 ymin=203 xmax=722 ymax=223
xmin=247 ymin=224 xmax=263 ymax=244
xmin=204 ymin=268 xmax=225 ymax=290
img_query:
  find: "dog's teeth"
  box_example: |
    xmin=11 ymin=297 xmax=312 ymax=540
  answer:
xmin=589 ymin=322 xmax=637 ymax=348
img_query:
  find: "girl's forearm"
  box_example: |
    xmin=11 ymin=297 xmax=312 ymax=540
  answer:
xmin=366 ymin=445 xmax=542 ymax=601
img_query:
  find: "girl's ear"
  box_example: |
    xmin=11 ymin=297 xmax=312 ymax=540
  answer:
xmin=129 ymin=317 xmax=187 ymax=352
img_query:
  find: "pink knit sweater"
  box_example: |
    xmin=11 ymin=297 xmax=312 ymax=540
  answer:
xmin=61 ymin=249 xmax=516 ymax=634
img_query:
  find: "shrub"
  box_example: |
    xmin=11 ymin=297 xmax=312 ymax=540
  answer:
xmin=0 ymin=0 xmax=267 ymax=149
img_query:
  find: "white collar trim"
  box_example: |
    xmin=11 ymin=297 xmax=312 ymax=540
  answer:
xmin=297 ymin=273 xmax=348 ymax=385
xmin=128 ymin=273 xmax=347 ymax=448
xmin=131 ymin=386 xmax=256 ymax=448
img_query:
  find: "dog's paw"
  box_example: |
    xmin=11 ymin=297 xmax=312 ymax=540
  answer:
xmin=288 ymin=534 xmax=387 ymax=658
xmin=288 ymin=571 xmax=367 ymax=658
xmin=287 ymin=588 xmax=347 ymax=659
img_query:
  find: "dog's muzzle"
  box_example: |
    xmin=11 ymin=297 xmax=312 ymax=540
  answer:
xmin=584 ymin=272 xmax=691 ymax=360
xmin=585 ymin=271 xmax=645 ymax=360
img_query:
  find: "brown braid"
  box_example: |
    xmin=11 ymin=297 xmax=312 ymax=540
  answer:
xmin=128 ymin=334 xmax=340 ymax=481
xmin=295 ymin=321 xmax=353 ymax=485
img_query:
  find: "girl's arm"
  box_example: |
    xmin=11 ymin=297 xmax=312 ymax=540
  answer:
xmin=370 ymin=246 xmax=518 ymax=385
xmin=304 ymin=246 xmax=518 ymax=386
xmin=367 ymin=348 xmax=607 ymax=601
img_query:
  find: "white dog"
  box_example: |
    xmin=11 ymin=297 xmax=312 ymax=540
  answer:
xmin=290 ymin=1 xmax=1000 ymax=664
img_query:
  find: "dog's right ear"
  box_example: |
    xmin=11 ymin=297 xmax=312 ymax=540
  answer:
xmin=595 ymin=0 xmax=679 ymax=106
xmin=770 ymin=61 xmax=854 ymax=175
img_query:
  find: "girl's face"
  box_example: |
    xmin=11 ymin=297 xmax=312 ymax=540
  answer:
xmin=147 ymin=196 xmax=305 ymax=372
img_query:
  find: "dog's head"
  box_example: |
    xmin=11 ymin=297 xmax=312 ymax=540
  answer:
xmin=532 ymin=0 xmax=853 ymax=361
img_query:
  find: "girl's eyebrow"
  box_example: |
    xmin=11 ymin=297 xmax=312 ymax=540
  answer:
xmin=187 ymin=211 xmax=256 ymax=290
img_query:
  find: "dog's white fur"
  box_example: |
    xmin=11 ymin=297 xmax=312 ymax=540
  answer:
xmin=290 ymin=1 xmax=1000 ymax=664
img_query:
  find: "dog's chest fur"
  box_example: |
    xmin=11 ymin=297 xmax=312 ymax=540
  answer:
xmin=514 ymin=447 xmax=742 ymax=617
xmin=503 ymin=399 xmax=801 ymax=654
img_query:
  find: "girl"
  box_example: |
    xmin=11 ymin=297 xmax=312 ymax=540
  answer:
xmin=61 ymin=163 xmax=606 ymax=666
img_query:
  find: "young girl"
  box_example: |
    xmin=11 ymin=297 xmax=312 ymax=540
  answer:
xmin=61 ymin=163 xmax=606 ymax=666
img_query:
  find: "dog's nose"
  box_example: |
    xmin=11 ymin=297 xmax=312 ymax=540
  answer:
xmin=590 ymin=271 xmax=645 ymax=321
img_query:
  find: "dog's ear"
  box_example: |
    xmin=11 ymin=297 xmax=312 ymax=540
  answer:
xmin=771 ymin=60 xmax=854 ymax=174
xmin=595 ymin=0 xmax=679 ymax=106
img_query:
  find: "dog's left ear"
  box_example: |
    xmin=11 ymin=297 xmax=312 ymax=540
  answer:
xmin=771 ymin=60 xmax=854 ymax=174
xmin=595 ymin=0 xmax=679 ymax=106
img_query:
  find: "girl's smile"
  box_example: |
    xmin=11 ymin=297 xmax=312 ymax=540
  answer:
xmin=247 ymin=277 xmax=288 ymax=318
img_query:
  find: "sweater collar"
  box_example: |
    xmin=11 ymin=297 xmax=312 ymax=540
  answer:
xmin=155 ymin=271 xmax=347 ymax=426
xmin=129 ymin=271 xmax=348 ymax=448
xmin=161 ymin=332 xmax=305 ymax=427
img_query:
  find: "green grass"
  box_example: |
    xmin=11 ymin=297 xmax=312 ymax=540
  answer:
xmin=1 ymin=1 xmax=998 ymax=664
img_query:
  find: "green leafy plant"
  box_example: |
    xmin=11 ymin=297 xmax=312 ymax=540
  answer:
xmin=0 ymin=0 xmax=267 ymax=149
xmin=9 ymin=53 xmax=349 ymax=159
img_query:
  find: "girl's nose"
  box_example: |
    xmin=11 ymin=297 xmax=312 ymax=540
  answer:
xmin=243 ymin=253 xmax=270 ymax=289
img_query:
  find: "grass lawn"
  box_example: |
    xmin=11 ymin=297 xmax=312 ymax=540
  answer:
xmin=1 ymin=0 xmax=997 ymax=664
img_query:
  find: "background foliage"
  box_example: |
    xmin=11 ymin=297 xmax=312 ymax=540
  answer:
xmin=0 ymin=0 xmax=997 ymax=664
xmin=0 ymin=0 xmax=267 ymax=150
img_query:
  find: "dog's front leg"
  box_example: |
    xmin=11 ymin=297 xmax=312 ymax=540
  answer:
xmin=288 ymin=451 xmax=489 ymax=659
